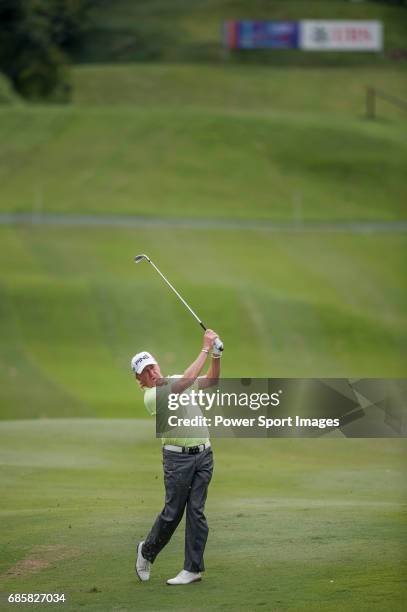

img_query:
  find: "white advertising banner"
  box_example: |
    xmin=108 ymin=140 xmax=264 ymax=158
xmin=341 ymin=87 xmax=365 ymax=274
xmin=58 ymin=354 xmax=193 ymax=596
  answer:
xmin=300 ymin=20 xmax=383 ymax=51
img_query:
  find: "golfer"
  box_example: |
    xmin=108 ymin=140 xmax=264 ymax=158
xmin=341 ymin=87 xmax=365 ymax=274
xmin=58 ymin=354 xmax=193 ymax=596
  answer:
xmin=131 ymin=329 xmax=221 ymax=585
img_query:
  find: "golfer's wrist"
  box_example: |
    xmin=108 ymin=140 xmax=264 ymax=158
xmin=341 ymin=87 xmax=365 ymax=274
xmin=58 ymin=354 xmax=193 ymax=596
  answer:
xmin=201 ymin=347 xmax=210 ymax=354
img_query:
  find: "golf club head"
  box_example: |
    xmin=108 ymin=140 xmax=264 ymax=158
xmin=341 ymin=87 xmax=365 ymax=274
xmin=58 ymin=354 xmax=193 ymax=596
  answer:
xmin=134 ymin=253 xmax=150 ymax=264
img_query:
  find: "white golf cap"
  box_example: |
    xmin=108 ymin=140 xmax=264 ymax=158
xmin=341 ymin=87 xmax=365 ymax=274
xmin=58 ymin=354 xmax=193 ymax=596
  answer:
xmin=131 ymin=351 xmax=157 ymax=375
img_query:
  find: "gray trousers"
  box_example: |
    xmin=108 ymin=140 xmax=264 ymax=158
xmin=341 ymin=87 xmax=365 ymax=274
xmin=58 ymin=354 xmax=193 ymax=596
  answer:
xmin=142 ymin=447 xmax=213 ymax=572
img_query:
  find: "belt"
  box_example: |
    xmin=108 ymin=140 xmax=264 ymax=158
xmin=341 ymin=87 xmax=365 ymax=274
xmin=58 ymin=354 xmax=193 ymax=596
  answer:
xmin=163 ymin=442 xmax=211 ymax=455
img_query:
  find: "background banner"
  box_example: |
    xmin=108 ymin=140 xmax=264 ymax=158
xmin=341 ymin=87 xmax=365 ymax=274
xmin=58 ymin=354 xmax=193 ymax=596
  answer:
xmin=224 ymin=20 xmax=383 ymax=52
xmin=300 ymin=20 xmax=383 ymax=51
xmin=224 ymin=20 xmax=299 ymax=49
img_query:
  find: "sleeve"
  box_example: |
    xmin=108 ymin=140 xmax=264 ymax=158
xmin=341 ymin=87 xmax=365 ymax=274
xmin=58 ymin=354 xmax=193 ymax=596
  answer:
xmin=144 ymin=387 xmax=157 ymax=416
xmin=168 ymin=374 xmax=198 ymax=393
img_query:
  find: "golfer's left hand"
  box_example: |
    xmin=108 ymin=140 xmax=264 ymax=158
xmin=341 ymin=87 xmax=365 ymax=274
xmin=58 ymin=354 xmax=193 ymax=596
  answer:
xmin=203 ymin=329 xmax=218 ymax=351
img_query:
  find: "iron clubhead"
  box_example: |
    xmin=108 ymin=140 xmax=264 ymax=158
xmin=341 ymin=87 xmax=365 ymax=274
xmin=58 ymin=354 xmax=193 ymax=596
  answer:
xmin=135 ymin=253 xmax=150 ymax=263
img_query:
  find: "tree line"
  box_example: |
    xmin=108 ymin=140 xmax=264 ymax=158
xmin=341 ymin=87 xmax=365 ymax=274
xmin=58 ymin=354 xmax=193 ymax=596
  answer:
xmin=0 ymin=0 xmax=94 ymax=100
xmin=0 ymin=1 xmax=405 ymax=101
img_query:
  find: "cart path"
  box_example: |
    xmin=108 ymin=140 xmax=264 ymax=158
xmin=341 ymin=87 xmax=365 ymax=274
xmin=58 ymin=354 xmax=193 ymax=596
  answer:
xmin=1 ymin=212 xmax=406 ymax=233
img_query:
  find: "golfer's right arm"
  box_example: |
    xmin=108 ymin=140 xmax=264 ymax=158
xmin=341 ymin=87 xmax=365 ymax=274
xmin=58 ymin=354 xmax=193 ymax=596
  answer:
xmin=170 ymin=330 xmax=218 ymax=394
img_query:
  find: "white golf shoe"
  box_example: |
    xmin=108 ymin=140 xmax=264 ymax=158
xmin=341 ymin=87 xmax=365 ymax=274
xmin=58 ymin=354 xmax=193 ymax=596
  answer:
xmin=166 ymin=569 xmax=202 ymax=585
xmin=135 ymin=541 xmax=151 ymax=582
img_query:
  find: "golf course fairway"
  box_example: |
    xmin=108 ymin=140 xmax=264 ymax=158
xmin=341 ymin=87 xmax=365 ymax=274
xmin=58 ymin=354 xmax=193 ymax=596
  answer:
xmin=0 ymin=419 xmax=405 ymax=611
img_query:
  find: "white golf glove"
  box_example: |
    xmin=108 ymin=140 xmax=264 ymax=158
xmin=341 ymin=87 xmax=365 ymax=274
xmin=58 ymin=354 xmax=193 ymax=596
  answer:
xmin=213 ymin=337 xmax=224 ymax=356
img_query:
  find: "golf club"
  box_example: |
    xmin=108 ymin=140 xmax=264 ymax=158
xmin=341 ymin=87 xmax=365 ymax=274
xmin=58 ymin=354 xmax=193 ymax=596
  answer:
xmin=134 ymin=253 xmax=223 ymax=352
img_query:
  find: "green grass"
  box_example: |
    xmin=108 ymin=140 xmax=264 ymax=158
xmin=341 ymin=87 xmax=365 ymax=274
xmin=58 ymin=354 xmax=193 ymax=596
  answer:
xmin=0 ymin=225 xmax=405 ymax=420
xmin=0 ymin=73 xmax=21 ymax=105
xmin=2 ymin=63 xmax=406 ymax=220
xmin=1 ymin=21 xmax=406 ymax=611
xmin=0 ymin=63 xmax=406 ymax=419
xmin=0 ymin=420 xmax=406 ymax=611
xmin=1 ymin=104 xmax=406 ymax=220
xmin=77 ymin=0 xmax=407 ymax=64
xmin=72 ymin=64 xmax=407 ymax=117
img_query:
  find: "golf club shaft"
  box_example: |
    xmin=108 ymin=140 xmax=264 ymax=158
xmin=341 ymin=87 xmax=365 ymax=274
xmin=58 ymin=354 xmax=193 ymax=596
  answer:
xmin=148 ymin=259 xmax=206 ymax=329
xmin=138 ymin=255 xmax=223 ymax=351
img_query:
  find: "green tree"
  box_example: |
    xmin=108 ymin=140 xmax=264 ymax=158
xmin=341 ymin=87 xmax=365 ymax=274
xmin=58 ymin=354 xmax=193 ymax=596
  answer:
xmin=0 ymin=0 xmax=92 ymax=101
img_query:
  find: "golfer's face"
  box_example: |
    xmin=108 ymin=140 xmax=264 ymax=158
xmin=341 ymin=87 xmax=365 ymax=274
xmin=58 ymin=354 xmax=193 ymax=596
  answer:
xmin=140 ymin=364 xmax=162 ymax=387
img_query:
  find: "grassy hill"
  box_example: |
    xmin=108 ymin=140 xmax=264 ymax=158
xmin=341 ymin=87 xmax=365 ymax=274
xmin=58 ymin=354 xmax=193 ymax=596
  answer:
xmin=0 ymin=61 xmax=406 ymax=419
xmin=0 ymin=420 xmax=405 ymax=610
xmin=77 ymin=0 xmax=407 ymax=64
xmin=0 ymin=224 xmax=405 ymax=419
xmin=72 ymin=64 xmax=407 ymax=114
xmin=1 ymin=64 xmax=406 ymax=220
